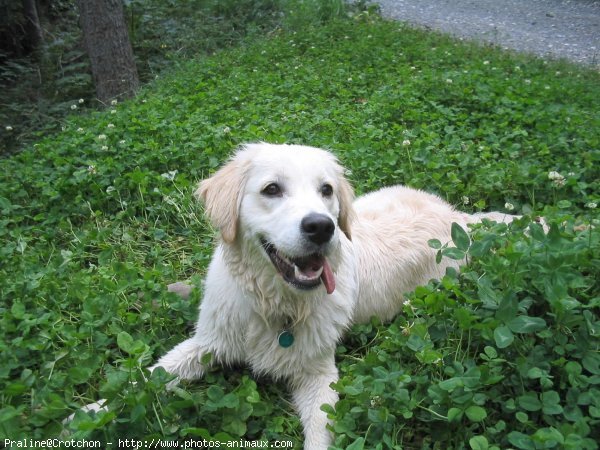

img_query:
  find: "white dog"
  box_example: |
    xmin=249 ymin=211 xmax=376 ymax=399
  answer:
xmin=149 ymin=143 xmax=516 ymax=449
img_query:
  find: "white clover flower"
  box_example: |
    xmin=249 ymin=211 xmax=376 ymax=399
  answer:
xmin=119 ymin=140 xmax=126 ymax=145
xmin=223 ymin=126 xmax=231 ymax=134
xmin=78 ymin=98 xmax=84 ymax=104
xmin=77 ymin=127 xmax=84 ymax=133
xmin=410 ymin=66 xmax=416 ymax=70
xmin=347 ymin=77 xmax=352 ymax=82
xmin=401 ymin=322 xmax=414 ymax=336
xmin=483 ymin=60 xmax=490 ymax=65
xmin=525 ymin=79 xmax=532 ymax=84
xmin=87 ymin=165 xmax=97 ymax=174
xmin=110 ymin=109 xmax=117 ymax=114
xmin=585 ymin=202 xmax=597 ymax=209
xmin=111 ymin=99 xmax=118 ymax=106
xmin=505 ymin=202 xmax=515 ymax=211
xmin=548 ymin=171 xmax=563 ymax=180
xmin=6 ymin=125 xmax=13 ymax=131
xmin=161 ymin=170 xmax=178 ymax=181
xmin=106 ymin=186 xmax=116 ymax=194
xmin=462 ymin=196 xmax=470 ymax=205
xmin=98 ymin=134 xmax=107 ymax=140
xmin=548 ymin=171 xmax=566 ymax=187
xmin=61 ymin=126 xmax=67 ymax=132
xmin=107 ymin=123 xmax=115 ymax=128
xmin=71 ymin=104 xmax=78 ymax=110
xmin=101 ymin=145 xmax=108 ymax=151
xmin=446 ymin=78 xmax=453 ymax=84
xmin=402 ymin=139 xmax=411 ymax=146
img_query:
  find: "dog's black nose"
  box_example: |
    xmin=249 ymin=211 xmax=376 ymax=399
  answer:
xmin=301 ymin=213 xmax=335 ymax=245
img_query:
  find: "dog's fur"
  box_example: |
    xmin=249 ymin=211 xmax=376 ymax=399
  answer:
xmin=148 ymin=143 xmax=517 ymax=449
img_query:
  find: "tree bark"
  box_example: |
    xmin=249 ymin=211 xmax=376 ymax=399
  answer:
xmin=77 ymin=0 xmax=139 ymax=104
xmin=22 ymin=0 xmax=45 ymax=54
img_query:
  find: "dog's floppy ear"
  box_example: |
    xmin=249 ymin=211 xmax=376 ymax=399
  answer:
xmin=336 ymin=168 xmax=355 ymax=240
xmin=195 ymin=156 xmax=249 ymax=243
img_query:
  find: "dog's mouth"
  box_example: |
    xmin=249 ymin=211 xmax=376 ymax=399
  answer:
xmin=260 ymin=239 xmax=336 ymax=294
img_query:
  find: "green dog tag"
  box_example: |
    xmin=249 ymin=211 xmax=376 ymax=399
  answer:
xmin=278 ymin=330 xmax=294 ymax=348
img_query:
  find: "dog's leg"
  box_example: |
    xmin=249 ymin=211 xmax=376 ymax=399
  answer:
xmin=149 ymin=336 xmax=212 ymax=384
xmin=290 ymin=360 xmax=338 ymax=450
xmin=472 ymin=211 xmax=548 ymax=231
xmin=67 ymin=323 xmax=233 ymax=425
xmin=470 ymin=211 xmax=519 ymax=224
xmin=65 ymin=337 xmax=212 ymax=425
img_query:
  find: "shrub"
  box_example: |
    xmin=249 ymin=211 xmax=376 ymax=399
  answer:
xmin=331 ymin=218 xmax=600 ymax=449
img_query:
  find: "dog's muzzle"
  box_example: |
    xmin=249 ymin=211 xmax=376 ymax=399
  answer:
xmin=260 ymin=237 xmax=336 ymax=294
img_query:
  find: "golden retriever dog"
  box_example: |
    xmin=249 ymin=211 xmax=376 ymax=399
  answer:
xmin=76 ymin=143 xmax=516 ymax=449
xmin=150 ymin=143 xmax=516 ymax=449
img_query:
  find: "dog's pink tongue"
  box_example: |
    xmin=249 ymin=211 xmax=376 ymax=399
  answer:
xmin=321 ymin=258 xmax=335 ymax=294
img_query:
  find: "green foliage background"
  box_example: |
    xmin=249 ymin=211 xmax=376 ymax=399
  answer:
xmin=1 ymin=4 xmax=599 ymax=449
xmin=0 ymin=0 xmax=295 ymax=154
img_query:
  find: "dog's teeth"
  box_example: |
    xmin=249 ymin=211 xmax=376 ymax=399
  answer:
xmin=294 ymin=265 xmax=312 ymax=281
xmin=294 ymin=265 xmax=303 ymax=280
xmin=294 ymin=265 xmax=323 ymax=281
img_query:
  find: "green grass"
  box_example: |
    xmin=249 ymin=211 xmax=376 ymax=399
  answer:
xmin=1 ymin=14 xmax=599 ymax=449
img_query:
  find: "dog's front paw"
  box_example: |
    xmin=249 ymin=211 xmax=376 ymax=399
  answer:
xmin=148 ymin=364 xmax=181 ymax=390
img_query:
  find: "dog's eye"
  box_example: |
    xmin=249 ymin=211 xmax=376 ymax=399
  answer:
xmin=262 ymin=183 xmax=282 ymax=197
xmin=320 ymin=183 xmax=333 ymax=197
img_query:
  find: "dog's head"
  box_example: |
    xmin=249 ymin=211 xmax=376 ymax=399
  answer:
xmin=195 ymin=143 xmax=354 ymax=295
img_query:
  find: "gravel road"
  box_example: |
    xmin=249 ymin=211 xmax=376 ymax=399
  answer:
xmin=372 ymin=0 xmax=600 ymax=66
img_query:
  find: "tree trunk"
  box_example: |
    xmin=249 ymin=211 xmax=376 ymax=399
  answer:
xmin=77 ymin=0 xmax=139 ymax=104
xmin=22 ymin=0 xmax=45 ymax=54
